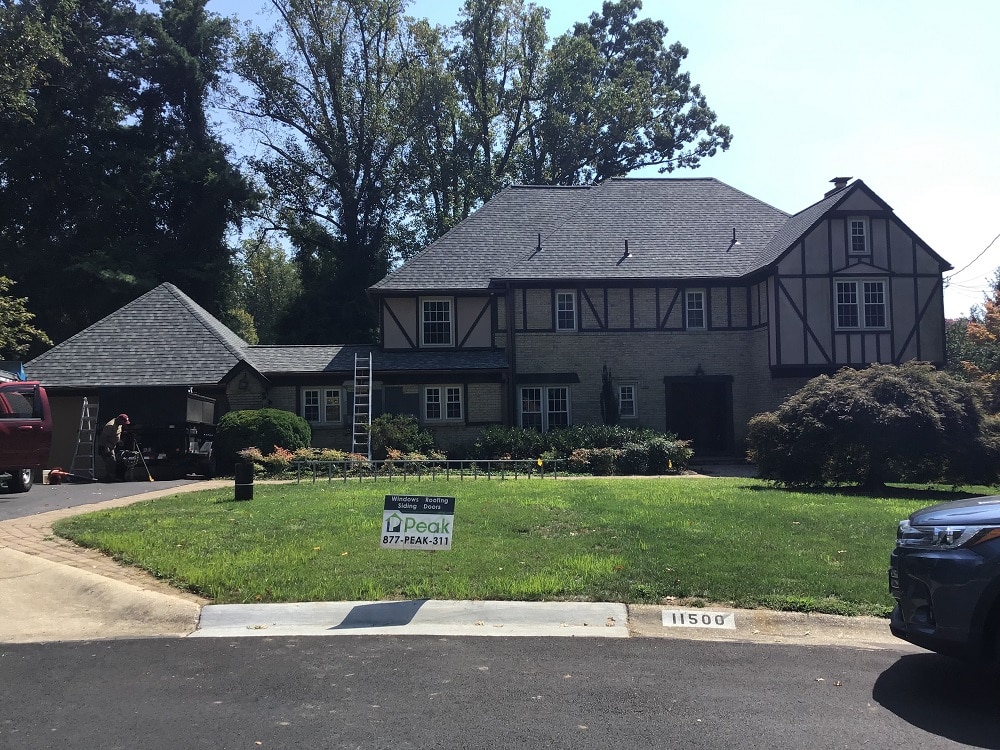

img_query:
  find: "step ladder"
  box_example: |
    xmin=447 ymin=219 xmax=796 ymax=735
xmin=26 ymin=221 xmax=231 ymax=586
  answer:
xmin=70 ymin=397 xmax=100 ymax=478
xmin=352 ymin=353 xmax=373 ymax=460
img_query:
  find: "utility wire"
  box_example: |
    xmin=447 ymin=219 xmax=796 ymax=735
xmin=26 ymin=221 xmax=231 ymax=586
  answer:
xmin=945 ymin=231 xmax=1000 ymax=284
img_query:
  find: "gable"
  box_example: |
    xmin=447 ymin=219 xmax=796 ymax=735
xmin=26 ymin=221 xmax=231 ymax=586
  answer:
xmin=755 ymin=180 xmax=950 ymax=276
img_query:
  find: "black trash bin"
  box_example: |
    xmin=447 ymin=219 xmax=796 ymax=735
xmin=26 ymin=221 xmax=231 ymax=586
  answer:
xmin=234 ymin=461 xmax=254 ymax=501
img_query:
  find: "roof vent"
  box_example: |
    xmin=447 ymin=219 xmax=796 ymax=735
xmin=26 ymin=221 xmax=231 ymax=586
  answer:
xmin=616 ymin=239 xmax=632 ymax=266
xmin=825 ymin=176 xmax=852 ymax=198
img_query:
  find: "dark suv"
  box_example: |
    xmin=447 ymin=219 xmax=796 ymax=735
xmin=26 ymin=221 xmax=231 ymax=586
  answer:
xmin=889 ymin=496 xmax=1000 ymax=661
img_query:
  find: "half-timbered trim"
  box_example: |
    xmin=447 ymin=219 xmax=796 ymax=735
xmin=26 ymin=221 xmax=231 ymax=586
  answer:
xmin=457 ymin=297 xmax=494 ymax=348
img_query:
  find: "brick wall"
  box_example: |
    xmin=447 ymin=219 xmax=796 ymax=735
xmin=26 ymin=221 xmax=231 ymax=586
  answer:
xmin=513 ymin=327 xmax=800 ymax=445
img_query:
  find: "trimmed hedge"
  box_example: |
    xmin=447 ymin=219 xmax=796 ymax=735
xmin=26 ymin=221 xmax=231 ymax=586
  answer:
xmin=470 ymin=425 xmax=692 ymax=475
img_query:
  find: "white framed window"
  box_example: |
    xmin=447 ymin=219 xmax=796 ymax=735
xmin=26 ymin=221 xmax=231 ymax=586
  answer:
xmin=301 ymin=387 xmax=343 ymax=423
xmin=686 ymin=290 xmax=706 ymax=330
xmin=424 ymin=386 xmax=463 ymax=421
xmin=618 ymin=384 xmax=637 ymax=419
xmin=849 ymin=217 xmax=869 ymax=254
xmin=556 ymin=291 xmax=576 ymax=331
xmin=421 ymin=298 xmax=453 ymax=347
xmin=836 ymin=279 xmax=888 ymax=329
xmin=519 ymin=386 xmax=570 ymax=431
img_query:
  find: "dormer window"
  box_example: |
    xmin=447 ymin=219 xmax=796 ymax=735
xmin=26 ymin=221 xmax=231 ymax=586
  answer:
xmin=421 ymin=298 xmax=453 ymax=347
xmin=849 ymin=217 xmax=869 ymax=254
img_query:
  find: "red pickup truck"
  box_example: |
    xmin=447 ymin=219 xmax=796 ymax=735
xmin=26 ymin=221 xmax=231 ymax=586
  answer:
xmin=0 ymin=381 xmax=52 ymax=492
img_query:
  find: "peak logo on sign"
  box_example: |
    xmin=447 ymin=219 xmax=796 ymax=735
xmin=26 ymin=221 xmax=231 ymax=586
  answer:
xmin=385 ymin=513 xmax=403 ymax=533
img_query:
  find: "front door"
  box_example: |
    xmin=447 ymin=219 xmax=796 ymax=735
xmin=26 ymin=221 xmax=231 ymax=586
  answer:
xmin=664 ymin=378 xmax=733 ymax=455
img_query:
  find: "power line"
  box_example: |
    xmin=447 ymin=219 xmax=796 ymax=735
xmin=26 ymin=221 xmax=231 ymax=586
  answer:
xmin=945 ymin=231 xmax=1000 ymax=283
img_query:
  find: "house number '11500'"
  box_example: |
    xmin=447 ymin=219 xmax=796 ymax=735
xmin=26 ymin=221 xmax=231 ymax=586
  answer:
xmin=661 ymin=609 xmax=736 ymax=630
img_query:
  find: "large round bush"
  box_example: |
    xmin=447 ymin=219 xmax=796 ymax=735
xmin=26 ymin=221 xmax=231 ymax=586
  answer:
xmin=215 ymin=408 xmax=311 ymax=472
xmin=747 ymin=362 xmax=1000 ymax=487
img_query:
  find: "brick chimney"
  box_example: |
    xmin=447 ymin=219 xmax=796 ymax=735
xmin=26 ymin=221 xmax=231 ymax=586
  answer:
xmin=824 ymin=176 xmax=852 ymax=198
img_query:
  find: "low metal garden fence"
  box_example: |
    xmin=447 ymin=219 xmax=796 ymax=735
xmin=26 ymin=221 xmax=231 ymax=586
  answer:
xmin=292 ymin=458 xmax=564 ymax=483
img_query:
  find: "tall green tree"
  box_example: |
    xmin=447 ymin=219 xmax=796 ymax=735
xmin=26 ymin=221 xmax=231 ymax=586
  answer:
xmin=230 ymin=235 xmax=302 ymax=344
xmin=527 ymin=0 xmax=731 ymax=184
xmin=232 ymin=0 xmax=418 ymax=344
xmin=135 ymin=0 xmax=259 ymax=312
xmin=410 ymin=0 xmax=731 ymax=240
xmin=0 ymin=0 xmax=255 ymax=349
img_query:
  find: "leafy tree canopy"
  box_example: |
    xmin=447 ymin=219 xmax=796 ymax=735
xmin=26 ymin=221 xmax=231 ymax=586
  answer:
xmin=0 ymin=0 xmax=257 ymax=350
xmin=0 ymin=276 xmax=52 ymax=358
xmin=946 ymin=268 xmax=1000 ymax=411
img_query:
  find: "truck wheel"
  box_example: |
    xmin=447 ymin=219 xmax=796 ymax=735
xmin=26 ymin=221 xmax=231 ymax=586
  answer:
xmin=11 ymin=468 xmax=33 ymax=493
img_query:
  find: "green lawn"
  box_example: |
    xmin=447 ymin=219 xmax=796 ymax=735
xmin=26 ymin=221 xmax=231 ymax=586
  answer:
xmin=52 ymin=477 xmax=985 ymax=617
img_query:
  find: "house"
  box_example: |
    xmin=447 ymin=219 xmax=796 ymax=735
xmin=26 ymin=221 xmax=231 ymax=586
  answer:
xmin=365 ymin=176 xmax=950 ymax=454
xmin=27 ymin=176 xmax=950 ymax=463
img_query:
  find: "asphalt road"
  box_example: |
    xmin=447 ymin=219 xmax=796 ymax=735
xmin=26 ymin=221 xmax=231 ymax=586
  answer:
xmin=2 ymin=636 xmax=997 ymax=749
xmin=0 ymin=478 xmax=203 ymax=521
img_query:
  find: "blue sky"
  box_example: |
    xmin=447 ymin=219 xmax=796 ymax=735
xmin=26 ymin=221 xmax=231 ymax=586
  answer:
xmin=210 ymin=0 xmax=1000 ymax=318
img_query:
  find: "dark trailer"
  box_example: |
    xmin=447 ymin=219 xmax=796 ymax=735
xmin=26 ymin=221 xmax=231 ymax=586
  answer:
xmin=98 ymin=387 xmax=216 ymax=479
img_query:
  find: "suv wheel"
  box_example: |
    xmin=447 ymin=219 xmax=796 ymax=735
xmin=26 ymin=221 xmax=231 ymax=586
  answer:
xmin=11 ymin=468 xmax=33 ymax=492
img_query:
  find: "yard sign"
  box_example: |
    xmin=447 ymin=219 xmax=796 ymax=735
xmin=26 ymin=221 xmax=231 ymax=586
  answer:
xmin=381 ymin=495 xmax=455 ymax=550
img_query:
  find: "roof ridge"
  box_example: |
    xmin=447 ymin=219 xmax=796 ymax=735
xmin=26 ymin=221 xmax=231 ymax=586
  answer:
xmin=160 ymin=283 xmax=250 ymax=362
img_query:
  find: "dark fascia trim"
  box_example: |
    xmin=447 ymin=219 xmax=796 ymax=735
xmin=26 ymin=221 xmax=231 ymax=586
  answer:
xmin=769 ymin=365 xmax=843 ymax=379
xmin=515 ymin=372 xmax=581 ymax=384
xmin=264 ymin=370 xmax=506 ymax=386
xmin=662 ymin=374 xmax=734 ymax=384
xmin=379 ymin=372 xmax=505 ymax=385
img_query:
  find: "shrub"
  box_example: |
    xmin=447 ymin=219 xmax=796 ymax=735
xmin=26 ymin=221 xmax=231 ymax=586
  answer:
xmin=647 ymin=436 xmax=692 ymax=473
xmin=368 ymin=413 xmax=435 ymax=459
xmin=747 ymin=362 xmax=1000 ymax=487
xmin=215 ymin=409 xmax=311 ymax=473
xmin=292 ymin=447 xmax=351 ymax=462
xmin=471 ymin=425 xmax=545 ymax=460
xmin=616 ymin=442 xmax=649 ymax=475
xmin=469 ymin=424 xmax=691 ymax=474
xmin=260 ymin=446 xmax=295 ymax=476
xmin=588 ymin=447 xmax=621 ymax=475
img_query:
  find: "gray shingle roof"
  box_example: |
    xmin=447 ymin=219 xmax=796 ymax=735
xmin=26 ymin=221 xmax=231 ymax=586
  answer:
xmin=371 ymin=178 xmax=792 ymax=291
xmin=26 ymin=283 xmax=249 ymax=388
xmin=371 ymin=185 xmax=592 ymax=292
xmin=246 ymin=345 xmax=508 ymax=374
